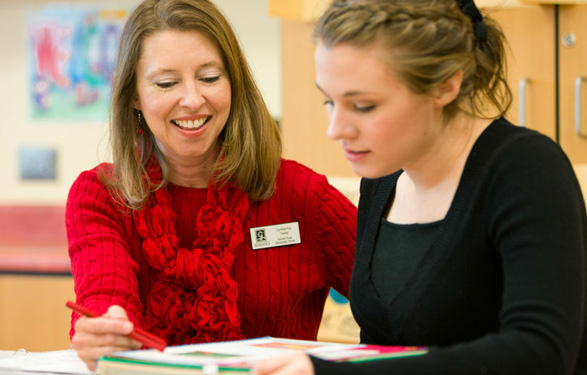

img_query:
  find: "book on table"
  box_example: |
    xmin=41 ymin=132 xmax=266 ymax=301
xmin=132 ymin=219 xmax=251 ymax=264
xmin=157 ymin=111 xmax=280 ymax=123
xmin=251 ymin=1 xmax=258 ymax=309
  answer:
xmin=95 ymin=336 xmax=428 ymax=374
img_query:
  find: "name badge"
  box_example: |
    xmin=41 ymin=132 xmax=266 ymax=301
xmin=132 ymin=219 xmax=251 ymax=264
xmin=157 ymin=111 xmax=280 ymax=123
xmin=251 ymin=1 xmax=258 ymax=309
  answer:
xmin=250 ymin=222 xmax=301 ymax=250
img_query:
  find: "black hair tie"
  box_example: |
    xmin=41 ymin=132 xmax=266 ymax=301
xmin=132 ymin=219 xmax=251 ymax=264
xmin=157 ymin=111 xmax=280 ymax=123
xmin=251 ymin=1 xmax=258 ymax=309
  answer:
xmin=456 ymin=0 xmax=487 ymax=44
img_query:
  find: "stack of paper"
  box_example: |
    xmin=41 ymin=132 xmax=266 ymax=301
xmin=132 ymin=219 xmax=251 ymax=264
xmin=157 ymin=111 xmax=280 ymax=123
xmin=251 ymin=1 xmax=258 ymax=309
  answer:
xmin=96 ymin=337 xmax=427 ymax=374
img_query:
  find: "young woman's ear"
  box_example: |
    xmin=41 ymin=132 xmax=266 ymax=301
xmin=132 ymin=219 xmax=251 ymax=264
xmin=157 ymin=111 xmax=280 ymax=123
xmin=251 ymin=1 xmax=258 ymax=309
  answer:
xmin=432 ymin=70 xmax=463 ymax=107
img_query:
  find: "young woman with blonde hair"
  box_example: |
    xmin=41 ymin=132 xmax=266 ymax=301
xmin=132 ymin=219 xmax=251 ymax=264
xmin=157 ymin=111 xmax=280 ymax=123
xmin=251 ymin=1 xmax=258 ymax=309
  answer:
xmin=254 ymin=0 xmax=586 ymax=374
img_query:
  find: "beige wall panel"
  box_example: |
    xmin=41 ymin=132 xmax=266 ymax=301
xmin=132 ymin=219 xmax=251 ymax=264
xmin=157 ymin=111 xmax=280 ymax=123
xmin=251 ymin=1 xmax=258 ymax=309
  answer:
xmin=281 ymin=20 xmax=354 ymax=177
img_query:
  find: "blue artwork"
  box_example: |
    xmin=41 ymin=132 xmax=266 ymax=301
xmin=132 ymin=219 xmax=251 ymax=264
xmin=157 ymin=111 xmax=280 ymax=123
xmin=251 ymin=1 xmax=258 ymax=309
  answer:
xmin=28 ymin=6 xmax=130 ymax=121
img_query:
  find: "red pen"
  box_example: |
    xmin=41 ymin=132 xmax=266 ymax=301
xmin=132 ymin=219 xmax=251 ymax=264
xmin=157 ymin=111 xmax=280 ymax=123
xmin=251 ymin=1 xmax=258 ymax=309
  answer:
xmin=66 ymin=300 xmax=167 ymax=351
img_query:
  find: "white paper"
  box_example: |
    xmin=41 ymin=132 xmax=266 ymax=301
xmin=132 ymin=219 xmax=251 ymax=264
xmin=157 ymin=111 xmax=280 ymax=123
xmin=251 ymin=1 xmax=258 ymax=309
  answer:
xmin=0 ymin=349 xmax=91 ymax=374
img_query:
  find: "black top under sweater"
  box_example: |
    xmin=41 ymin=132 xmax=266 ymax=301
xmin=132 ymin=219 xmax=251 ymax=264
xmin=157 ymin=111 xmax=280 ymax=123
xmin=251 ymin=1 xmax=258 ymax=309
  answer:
xmin=311 ymin=118 xmax=587 ymax=375
xmin=371 ymin=219 xmax=441 ymax=303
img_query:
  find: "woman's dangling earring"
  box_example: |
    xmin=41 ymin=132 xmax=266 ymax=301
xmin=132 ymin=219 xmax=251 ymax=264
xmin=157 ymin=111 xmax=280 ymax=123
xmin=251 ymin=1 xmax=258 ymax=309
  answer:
xmin=137 ymin=111 xmax=144 ymax=135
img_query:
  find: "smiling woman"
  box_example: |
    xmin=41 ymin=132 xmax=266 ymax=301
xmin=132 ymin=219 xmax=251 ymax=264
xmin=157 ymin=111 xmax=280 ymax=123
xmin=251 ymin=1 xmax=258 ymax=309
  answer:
xmin=133 ymin=30 xmax=232 ymax=188
xmin=65 ymin=0 xmax=357 ymax=372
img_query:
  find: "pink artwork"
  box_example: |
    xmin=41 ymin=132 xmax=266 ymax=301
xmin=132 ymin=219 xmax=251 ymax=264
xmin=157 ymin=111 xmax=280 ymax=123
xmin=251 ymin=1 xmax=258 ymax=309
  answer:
xmin=28 ymin=6 xmax=129 ymax=121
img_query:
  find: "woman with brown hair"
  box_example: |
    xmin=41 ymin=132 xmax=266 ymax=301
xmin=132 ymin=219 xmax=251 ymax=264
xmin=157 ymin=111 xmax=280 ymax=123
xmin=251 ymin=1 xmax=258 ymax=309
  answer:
xmin=66 ymin=0 xmax=356 ymax=370
xmin=254 ymin=0 xmax=586 ymax=374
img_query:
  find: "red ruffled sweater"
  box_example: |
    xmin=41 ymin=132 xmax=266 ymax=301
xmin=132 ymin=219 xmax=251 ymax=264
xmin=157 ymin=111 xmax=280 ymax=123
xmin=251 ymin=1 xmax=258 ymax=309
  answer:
xmin=67 ymin=159 xmax=356 ymax=343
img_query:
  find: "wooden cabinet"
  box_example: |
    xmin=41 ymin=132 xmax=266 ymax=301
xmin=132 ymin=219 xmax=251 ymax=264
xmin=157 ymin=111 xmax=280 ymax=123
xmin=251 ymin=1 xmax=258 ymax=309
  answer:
xmin=490 ymin=2 xmax=587 ymax=164
xmin=0 ymin=206 xmax=73 ymax=351
xmin=0 ymin=274 xmax=75 ymax=351
xmin=559 ymin=5 xmax=587 ymax=164
xmin=489 ymin=5 xmax=557 ymax=140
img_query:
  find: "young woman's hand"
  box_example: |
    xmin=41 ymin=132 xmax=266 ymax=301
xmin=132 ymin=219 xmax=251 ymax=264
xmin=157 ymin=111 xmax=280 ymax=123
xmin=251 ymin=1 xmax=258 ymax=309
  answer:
xmin=71 ymin=305 xmax=142 ymax=371
xmin=252 ymin=352 xmax=315 ymax=375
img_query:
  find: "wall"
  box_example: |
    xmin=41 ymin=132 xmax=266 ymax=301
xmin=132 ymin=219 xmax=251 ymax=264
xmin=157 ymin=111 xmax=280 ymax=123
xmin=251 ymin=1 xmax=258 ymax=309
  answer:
xmin=0 ymin=0 xmax=281 ymax=205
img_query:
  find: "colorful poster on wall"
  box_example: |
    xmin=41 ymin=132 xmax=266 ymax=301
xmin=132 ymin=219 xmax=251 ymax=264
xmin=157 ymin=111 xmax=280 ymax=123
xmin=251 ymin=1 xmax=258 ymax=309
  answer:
xmin=28 ymin=5 xmax=130 ymax=122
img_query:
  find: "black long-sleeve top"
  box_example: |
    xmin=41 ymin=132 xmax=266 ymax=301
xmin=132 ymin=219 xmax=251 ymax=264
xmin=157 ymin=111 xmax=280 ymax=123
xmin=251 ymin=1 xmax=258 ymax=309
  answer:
xmin=311 ymin=118 xmax=587 ymax=374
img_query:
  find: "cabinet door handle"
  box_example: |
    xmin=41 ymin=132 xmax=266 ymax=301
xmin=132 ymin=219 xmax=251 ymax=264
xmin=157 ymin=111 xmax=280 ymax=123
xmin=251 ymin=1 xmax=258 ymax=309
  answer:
xmin=519 ymin=78 xmax=530 ymax=127
xmin=575 ymin=76 xmax=587 ymax=138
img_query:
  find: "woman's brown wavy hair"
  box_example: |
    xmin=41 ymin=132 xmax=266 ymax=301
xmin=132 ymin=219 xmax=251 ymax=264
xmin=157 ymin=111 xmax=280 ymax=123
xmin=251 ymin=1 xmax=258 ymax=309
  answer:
xmin=102 ymin=0 xmax=282 ymax=209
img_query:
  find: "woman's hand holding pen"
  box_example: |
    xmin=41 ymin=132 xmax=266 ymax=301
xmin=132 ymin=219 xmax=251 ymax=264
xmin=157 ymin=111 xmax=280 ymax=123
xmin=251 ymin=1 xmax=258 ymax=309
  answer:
xmin=71 ymin=305 xmax=142 ymax=371
xmin=252 ymin=352 xmax=315 ymax=375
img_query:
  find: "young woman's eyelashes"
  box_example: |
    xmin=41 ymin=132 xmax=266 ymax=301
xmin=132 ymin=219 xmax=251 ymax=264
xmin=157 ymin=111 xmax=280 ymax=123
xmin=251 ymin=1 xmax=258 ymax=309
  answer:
xmin=322 ymin=98 xmax=376 ymax=113
xmin=355 ymin=104 xmax=375 ymax=112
